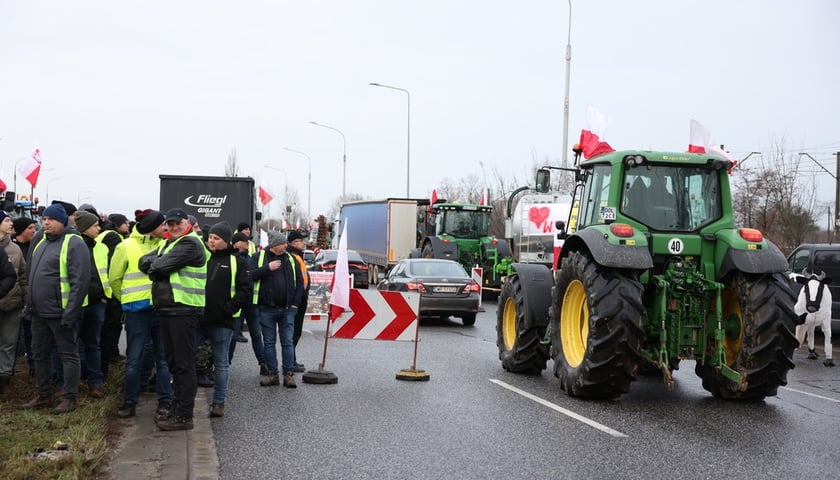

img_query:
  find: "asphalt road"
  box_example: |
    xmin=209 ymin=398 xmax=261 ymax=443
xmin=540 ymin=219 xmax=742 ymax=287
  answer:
xmin=211 ymin=301 xmax=840 ymax=480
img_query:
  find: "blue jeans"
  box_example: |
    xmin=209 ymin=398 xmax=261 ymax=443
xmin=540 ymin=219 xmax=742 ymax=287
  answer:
xmin=258 ymin=306 xmax=296 ymax=374
xmin=123 ymin=309 xmax=172 ymax=405
xmin=196 ymin=326 xmax=233 ymax=405
xmin=228 ymin=305 xmax=264 ymax=365
xmin=79 ymin=302 xmax=106 ymax=386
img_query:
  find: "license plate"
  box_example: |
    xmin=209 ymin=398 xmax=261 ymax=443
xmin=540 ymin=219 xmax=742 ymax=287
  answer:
xmin=434 ymin=286 xmax=458 ymax=293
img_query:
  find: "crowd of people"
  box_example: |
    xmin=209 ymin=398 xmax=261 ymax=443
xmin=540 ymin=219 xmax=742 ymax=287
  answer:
xmin=0 ymin=200 xmax=310 ymax=432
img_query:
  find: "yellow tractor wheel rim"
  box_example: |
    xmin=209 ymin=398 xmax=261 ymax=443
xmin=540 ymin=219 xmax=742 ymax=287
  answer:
xmin=501 ymin=296 xmax=517 ymax=351
xmin=721 ymin=288 xmax=743 ymax=365
xmin=561 ymin=279 xmax=588 ymax=367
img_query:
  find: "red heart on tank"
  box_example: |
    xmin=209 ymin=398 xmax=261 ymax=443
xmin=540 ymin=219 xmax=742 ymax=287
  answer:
xmin=528 ymin=206 xmax=550 ymax=227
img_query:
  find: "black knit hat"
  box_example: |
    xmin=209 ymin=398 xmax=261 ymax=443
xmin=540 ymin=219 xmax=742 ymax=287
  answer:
xmin=237 ymin=222 xmax=251 ymax=232
xmin=209 ymin=222 xmax=233 ymax=244
xmin=286 ymin=230 xmax=306 ymax=243
xmin=13 ymin=217 xmax=36 ymax=236
xmin=108 ymin=213 xmax=128 ymax=227
xmin=51 ymin=200 xmax=77 ymax=216
xmin=135 ymin=209 xmax=165 ymax=234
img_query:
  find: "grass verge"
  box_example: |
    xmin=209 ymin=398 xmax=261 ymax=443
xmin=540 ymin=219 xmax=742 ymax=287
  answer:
xmin=0 ymin=360 xmax=124 ymax=480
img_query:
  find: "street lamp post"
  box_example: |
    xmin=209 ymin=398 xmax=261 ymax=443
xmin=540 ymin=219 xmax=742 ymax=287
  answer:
xmin=561 ymin=0 xmax=573 ymax=165
xmin=369 ymin=82 xmax=411 ymax=197
xmin=736 ymin=151 xmax=762 ymax=169
xmin=282 ymin=147 xmax=312 ymax=221
xmin=309 ymin=121 xmax=346 ymax=197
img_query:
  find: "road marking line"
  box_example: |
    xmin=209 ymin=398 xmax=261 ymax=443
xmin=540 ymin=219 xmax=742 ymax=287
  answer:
xmin=780 ymin=386 xmax=840 ymax=404
xmin=489 ymin=379 xmax=627 ymax=438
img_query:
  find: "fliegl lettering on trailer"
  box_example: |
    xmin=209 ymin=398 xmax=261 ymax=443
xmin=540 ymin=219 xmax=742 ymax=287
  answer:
xmin=183 ymin=194 xmax=228 ymax=218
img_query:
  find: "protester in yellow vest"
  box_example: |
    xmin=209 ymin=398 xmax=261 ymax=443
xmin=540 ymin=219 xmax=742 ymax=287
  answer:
xmin=73 ymin=210 xmax=110 ymax=399
xmin=109 ymin=209 xmax=173 ymax=420
xmin=140 ymin=208 xmax=208 ymax=431
xmin=21 ymin=203 xmax=90 ymax=415
xmin=285 ymin=230 xmax=310 ymax=373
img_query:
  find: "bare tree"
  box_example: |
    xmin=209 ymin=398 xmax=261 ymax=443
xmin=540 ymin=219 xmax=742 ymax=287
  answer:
xmin=225 ymin=148 xmax=240 ymax=177
xmin=731 ymin=137 xmax=819 ymax=254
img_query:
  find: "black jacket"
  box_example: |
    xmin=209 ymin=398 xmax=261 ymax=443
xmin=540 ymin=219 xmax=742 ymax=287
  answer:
xmin=0 ymin=248 xmax=17 ymax=302
xmin=203 ymin=246 xmax=252 ymax=329
xmin=139 ymin=232 xmax=207 ymax=316
xmin=248 ymin=249 xmax=303 ymax=309
xmin=82 ymin=235 xmax=107 ymax=304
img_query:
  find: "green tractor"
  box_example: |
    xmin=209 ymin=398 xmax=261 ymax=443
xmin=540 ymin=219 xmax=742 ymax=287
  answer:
xmin=497 ymin=150 xmax=799 ymax=400
xmin=414 ymin=202 xmax=513 ymax=294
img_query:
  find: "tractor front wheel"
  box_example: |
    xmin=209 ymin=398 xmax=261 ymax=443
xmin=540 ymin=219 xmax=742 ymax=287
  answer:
xmin=496 ymin=274 xmax=549 ymax=374
xmin=550 ymin=251 xmax=645 ymax=399
xmin=695 ymin=272 xmax=798 ymax=400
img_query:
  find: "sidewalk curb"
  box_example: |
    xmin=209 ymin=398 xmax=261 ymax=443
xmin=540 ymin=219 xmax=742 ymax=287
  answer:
xmin=105 ymin=391 xmax=219 ymax=480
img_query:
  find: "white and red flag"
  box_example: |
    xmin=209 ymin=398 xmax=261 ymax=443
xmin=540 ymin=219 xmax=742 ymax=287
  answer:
xmin=329 ymin=220 xmax=351 ymax=321
xmin=479 ymin=188 xmax=488 ymax=206
xmin=258 ymin=185 xmax=273 ymax=205
xmin=687 ymin=119 xmax=733 ymax=162
xmin=18 ymin=148 xmax=42 ymax=188
xmin=579 ymin=106 xmax=615 ymax=159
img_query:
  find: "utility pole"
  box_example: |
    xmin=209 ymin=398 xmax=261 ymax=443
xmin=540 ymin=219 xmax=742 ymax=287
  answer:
xmin=835 ymin=151 xmax=840 ymax=240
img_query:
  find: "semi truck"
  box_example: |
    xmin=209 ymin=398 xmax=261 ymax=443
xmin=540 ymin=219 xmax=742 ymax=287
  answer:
xmin=159 ymin=175 xmax=257 ymax=231
xmin=336 ymin=198 xmax=427 ymax=285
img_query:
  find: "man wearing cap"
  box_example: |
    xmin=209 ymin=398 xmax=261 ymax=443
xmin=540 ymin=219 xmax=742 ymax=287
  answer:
xmin=140 ymin=208 xmax=208 ymax=431
xmin=21 ymin=203 xmax=90 ymax=414
xmin=98 ymin=213 xmax=130 ymax=371
xmin=0 ymin=211 xmax=25 ymax=399
xmin=12 ymin=217 xmax=37 ymax=258
xmin=74 ymin=210 xmax=109 ymax=399
xmin=201 ymin=222 xmax=252 ymax=417
xmin=236 ymin=222 xmax=257 ymax=255
xmin=109 ymin=209 xmax=173 ymax=420
xmin=286 ymin=230 xmax=310 ymax=373
xmin=228 ymin=232 xmax=265 ymax=372
xmin=249 ymin=231 xmax=304 ymax=388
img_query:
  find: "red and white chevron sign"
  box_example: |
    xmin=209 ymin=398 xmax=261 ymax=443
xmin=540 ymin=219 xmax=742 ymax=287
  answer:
xmin=331 ymin=289 xmax=420 ymax=341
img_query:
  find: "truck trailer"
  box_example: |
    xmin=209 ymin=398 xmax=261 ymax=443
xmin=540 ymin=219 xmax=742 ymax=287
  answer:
xmin=159 ymin=175 xmax=256 ymax=231
xmin=337 ymin=198 xmax=426 ymax=285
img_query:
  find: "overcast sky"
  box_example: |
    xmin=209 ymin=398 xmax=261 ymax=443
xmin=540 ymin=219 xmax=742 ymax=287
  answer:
xmin=2 ymin=1 xmax=838 ymax=222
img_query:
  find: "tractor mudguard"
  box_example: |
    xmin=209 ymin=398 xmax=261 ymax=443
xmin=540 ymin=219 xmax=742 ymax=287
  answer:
xmin=423 ymin=236 xmax=458 ymax=261
xmin=564 ymin=227 xmax=653 ymax=270
xmin=484 ymin=238 xmax=512 ymax=258
xmin=509 ymin=263 xmax=554 ymax=330
xmin=716 ymin=236 xmax=788 ymax=280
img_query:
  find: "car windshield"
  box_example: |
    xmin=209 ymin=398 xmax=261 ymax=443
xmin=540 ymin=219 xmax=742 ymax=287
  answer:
xmin=408 ymin=261 xmax=468 ymax=278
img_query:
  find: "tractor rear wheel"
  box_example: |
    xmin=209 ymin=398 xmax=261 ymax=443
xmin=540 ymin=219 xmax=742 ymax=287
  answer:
xmin=422 ymin=244 xmax=434 ymax=258
xmin=496 ymin=274 xmax=549 ymax=374
xmin=550 ymin=251 xmax=645 ymax=399
xmin=695 ymin=272 xmax=798 ymax=400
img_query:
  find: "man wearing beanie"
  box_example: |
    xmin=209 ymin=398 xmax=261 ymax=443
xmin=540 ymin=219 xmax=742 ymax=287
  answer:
xmin=12 ymin=217 xmax=36 ymax=259
xmin=199 ymin=222 xmax=252 ymax=417
xmin=97 ymin=213 xmax=130 ymax=370
xmin=109 ymin=209 xmax=172 ymax=420
xmin=228 ymin=232 xmax=265 ymax=375
xmin=73 ymin=211 xmax=109 ymax=399
xmin=139 ymin=207 xmax=208 ymax=431
xmin=285 ymin=230 xmax=310 ymax=373
xmin=249 ymin=231 xmax=303 ymax=388
xmin=235 ymin=222 xmax=257 ymax=255
xmin=11 ymin=216 xmax=37 ymax=374
xmin=0 ymin=211 xmax=27 ymax=399
xmin=22 ymin=203 xmax=91 ymax=414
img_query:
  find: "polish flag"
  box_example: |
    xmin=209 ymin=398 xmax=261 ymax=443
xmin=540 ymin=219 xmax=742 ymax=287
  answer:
xmin=18 ymin=148 xmax=42 ymax=188
xmin=329 ymin=221 xmax=351 ymax=321
xmin=258 ymin=185 xmax=273 ymax=205
xmin=687 ymin=120 xmax=733 ymax=162
xmin=428 ymin=188 xmax=438 ymax=212
xmin=578 ymin=106 xmax=615 ymax=159
xmin=479 ymin=188 xmax=488 ymax=206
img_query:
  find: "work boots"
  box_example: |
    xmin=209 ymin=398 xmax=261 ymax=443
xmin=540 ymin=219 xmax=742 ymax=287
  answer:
xmin=20 ymin=395 xmax=52 ymax=410
xmin=260 ymin=373 xmax=280 ymax=387
xmin=52 ymin=399 xmax=76 ymax=415
xmin=210 ymin=403 xmax=225 ymax=417
xmin=808 ymin=349 xmax=819 ymax=360
xmin=283 ymin=372 xmax=297 ymax=389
